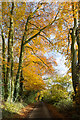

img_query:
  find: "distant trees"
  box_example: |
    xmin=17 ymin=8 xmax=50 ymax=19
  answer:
xmin=40 ymin=75 xmax=71 ymax=103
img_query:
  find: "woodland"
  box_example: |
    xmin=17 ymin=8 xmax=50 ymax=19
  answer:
xmin=0 ymin=1 xmax=80 ymax=119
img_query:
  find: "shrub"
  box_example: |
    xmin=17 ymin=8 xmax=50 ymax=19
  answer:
xmin=53 ymin=99 xmax=73 ymax=112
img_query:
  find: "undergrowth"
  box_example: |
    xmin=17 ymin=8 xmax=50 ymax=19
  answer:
xmin=1 ymin=101 xmax=25 ymax=118
xmin=0 ymin=91 xmax=38 ymax=118
xmin=53 ymin=99 xmax=73 ymax=113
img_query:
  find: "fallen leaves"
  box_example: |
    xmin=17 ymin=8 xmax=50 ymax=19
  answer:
xmin=14 ymin=103 xmax=35 ymax=118
xmin=45 ymin=103 xmax=65 ymax=119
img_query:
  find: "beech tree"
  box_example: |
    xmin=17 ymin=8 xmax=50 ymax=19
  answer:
xmin=1 ymin=1 xmax=80 ymax=105
xmin=13 ymin=2 xmax=59 ymax=101
xmin=66 ymin=2 xmax=80 ymax=109
xmin=77 ymin=0 xmax=80 ymax=105
xmin=2 ymin=2 xmax=59 ymax=102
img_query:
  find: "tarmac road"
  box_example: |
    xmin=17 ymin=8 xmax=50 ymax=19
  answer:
xmin=28 ymin=102 xmax=52 ymax=118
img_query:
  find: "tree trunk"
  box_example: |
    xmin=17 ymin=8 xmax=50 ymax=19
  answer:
xmin=78 ymin=1 xmax=80 ymax=82
xmin=1 ymin=29 xmax=6 ymax=100
xmin=13 ymin=14 xmax=29 ymax=102
xmin=13 ymin=37 xmax=24 ymax=102
xmin=71 ymin=1 xmax=80 ymax=112
xmin=10 ymin=28 xmax=14 ymax=102
xmin=19 ymin=70 xmax=24 ymax=102
xmin=71 ymin=4 xmax=78 ymax=94
xmin=6 ymin=2 xmax=14 ymax=102
xmin=71 ymin=28 xmax=78 ymax=94
xmin=77 ymin=0 xmax=80 ymax=111
xmin=10 ymin=2 xmax=14 ymax=102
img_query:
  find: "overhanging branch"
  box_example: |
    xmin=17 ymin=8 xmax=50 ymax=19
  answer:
xmin=23 ymin=10 xmax=60 ymax=46
xmin=25 ymin=45 xmax=52 ymax=70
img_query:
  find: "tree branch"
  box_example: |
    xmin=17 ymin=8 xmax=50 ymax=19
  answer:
xmin=24 ymin=10 xmax=60 ymax=45
xmin=39 ymin=34 xmax=53 ymax=46
xmin=25 ymin=45 xmax=54 ymax=74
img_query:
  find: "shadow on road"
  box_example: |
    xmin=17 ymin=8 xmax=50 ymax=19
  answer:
xmin=27 ymin=102 xmax=52 ymax=119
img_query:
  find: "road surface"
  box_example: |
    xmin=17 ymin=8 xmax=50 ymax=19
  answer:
xmin=28 ymin=102 xmax=52 ymax=118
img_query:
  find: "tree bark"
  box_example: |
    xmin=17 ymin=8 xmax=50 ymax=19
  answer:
xmin=77 ymin=0 xmax=80 ymax=109
xmin=10 ymin=2 xmax=14 ymax=102
xmin=13 ymin=7 xmax=36 ymax=101
xmin=71 ymin=1 xmax=80 ymax=112
xmin=19 ymin=70 xmax=24 ymax=101
xmin=71 ymin=2 xmax=78 ymax=94
xmin=1 ymin=29 xmax=6 ymax=100
xmin=6 ymin=2 xmax=14 ymax=102
xmin=13 ymin=36 xmax=24 ymax=101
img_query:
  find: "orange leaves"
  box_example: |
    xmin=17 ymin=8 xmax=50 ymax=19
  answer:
xmin=57 ymin=18 xmax=63 ymax=31
xmin=2 ymin=2 xmax=75 ymax=92
xmin=22 ymin=69 xmax=45 ymax=90
xmin=22 ymin=60 xmax=45 ymax=90
xmin=21 ymin=43 xmax=56 ymax=90
xmin=49 ymin=56 xmax=57 ymax=66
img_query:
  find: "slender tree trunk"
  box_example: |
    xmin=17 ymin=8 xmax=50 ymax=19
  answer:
xmin=6 ymin=2 xmax=14 ymax=102
xmin=13 ymin=15 xmax=29 ymax=102
xmin=13 ymin=37 xmax=24 ymax=102
xmin=77 ymin=0 xmax=80 ymax=111
xmin=10 ymin=29 xmax=14 ymax=102
xmin=10 ymin=2 xmax=14 ymax=102
xmin=1 ymin=29 xmax=6 ymax=100
xmin=0 ymin=29 xmax=2 ymax=103
xmin=19 ymin=70 xmax=24 ymax=102
xmin=71 ymin=25 xmax=78 ymax=94
xmin=71 ymin=2 xmax=78 ymax=94
xmin=78 ymin=2 xmax=80 ymax=79
xmin=71 ymin=1 xmax=80 ymax=112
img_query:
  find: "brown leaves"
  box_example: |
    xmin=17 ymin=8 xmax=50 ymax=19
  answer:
xmin=46 ymin=103 xmax=65 ymax=119
xmin=14 ymin=104 xmax=35 ymax=118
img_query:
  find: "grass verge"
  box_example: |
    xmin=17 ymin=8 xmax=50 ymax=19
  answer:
xmin=0 ymin=101 xmax=35 ymax=119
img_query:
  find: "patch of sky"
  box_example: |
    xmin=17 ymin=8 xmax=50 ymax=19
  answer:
xmin=44 ymin=34 xmax=68 ymax=75
xmin=44 ymin=50 xmax=68 ymax=75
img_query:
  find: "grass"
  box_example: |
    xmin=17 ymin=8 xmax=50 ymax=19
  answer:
xmin=0 ymin=101 xmax=24 ymax=118
xmin=0 ymin=91 xmax=38 ymax=119
xmin=0 ymin=101 xmax=35 ymax=119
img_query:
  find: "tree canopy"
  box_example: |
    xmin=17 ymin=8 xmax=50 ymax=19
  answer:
xmin=1 ymin=1 xmax=80 ymax=112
